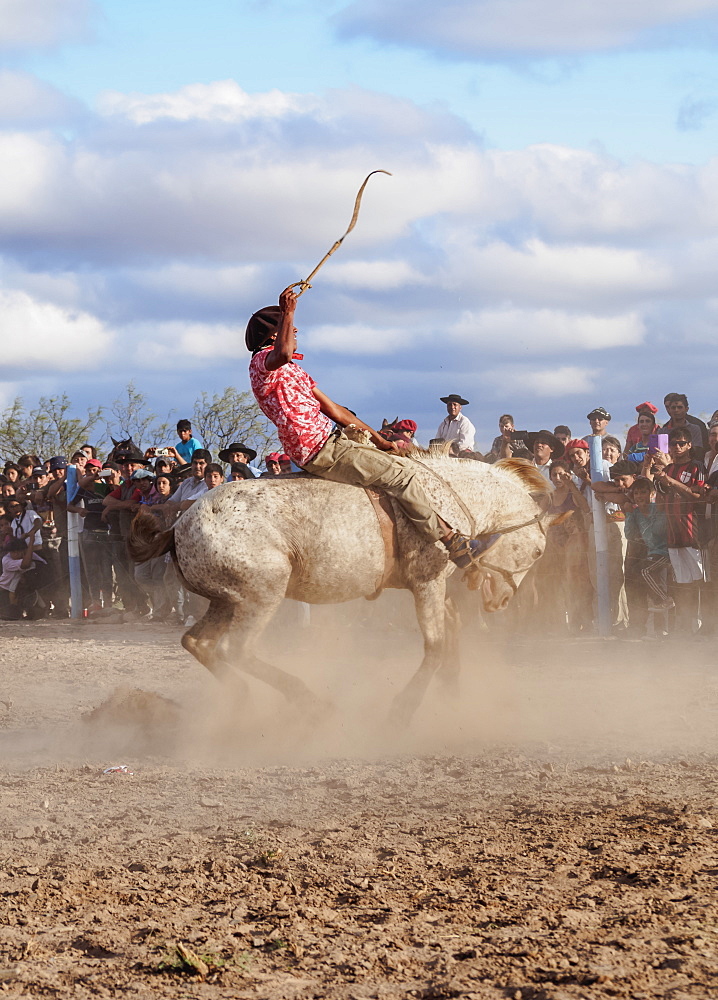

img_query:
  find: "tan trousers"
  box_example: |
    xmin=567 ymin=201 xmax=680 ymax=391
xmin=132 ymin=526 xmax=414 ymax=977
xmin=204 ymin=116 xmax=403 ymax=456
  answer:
xmin=302 ymin=430 xmax=446 ymax=542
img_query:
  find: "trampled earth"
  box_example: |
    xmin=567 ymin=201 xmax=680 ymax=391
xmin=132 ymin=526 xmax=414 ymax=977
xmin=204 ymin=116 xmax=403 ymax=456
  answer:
xmin=0 ymin=604 xmax=716 ymax=999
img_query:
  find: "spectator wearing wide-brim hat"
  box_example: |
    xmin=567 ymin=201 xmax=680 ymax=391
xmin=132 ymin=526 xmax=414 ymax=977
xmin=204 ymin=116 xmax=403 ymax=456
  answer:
xmin=218 ymin=442 xmax=257 ymax=464
xmin=436 ymin=394 xmax=475 ymax=453
xmin=526 ymin=430 xmax=565 ymax=481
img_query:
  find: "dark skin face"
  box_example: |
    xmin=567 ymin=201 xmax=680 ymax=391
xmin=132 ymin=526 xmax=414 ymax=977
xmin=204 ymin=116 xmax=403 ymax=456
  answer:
xmin=665 ymin=399 xmax=688 ymax=423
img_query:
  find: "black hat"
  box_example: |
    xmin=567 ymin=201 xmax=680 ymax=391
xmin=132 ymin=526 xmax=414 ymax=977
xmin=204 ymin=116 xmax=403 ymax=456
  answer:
xmin=609 ymin=460 xmax=637 ymax=479
xmin=230 ymin=462 xmax=256 ymax=480
xmin=587 ymin=406 xmax=611 ymax=421
xmin=218 ymin=442 xmax=257 ymax=463
xmin=440 ymin=394 xmax=470 ymax=406
xmin=526 ymin=430 xmax=565 ymax=459
xmin=245 ymin=306 xmax=282 ymax=353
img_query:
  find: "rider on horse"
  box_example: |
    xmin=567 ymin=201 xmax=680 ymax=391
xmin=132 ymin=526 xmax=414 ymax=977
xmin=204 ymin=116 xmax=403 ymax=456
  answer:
xmin=246 ymin=286 xmax=498 ymax=569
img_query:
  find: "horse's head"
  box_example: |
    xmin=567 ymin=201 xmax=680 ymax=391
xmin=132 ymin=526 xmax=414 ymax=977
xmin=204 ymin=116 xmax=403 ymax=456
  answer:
xmin=467 ymin=507 xmax=571 ymax=611
xmin=466 ymin=458 xmax=570 ymax=612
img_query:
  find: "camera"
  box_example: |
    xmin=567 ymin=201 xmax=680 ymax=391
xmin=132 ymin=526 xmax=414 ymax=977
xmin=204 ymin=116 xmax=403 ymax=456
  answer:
xmin=154 ymin=447 xmax=172 ymax=457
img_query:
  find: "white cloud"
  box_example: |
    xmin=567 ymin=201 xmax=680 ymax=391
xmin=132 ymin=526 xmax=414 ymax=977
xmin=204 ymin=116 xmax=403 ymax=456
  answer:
xmin=98 ymin=80 xmax=311 ymax=124
xmin=305 ymin=323 xmax=413 ymax=354
xmin=0 ymin=289 xmax=112 ymax=369
xmin=322 ymin=259 xmax=427 ymax=290
xmin=336 ymin=0 xmax=718 ymax=58
xmin=483 ymin=364 xmax=597 ymax=397
xmin=454 ymin=307 xmax=645 ymax=354
xmin=0 ymin=70 xmax=79 ymax=125
xmin=0 ymin=0 xmax=96 ymax=51
xmin=446 ymin=239 xmax=671 ymax=308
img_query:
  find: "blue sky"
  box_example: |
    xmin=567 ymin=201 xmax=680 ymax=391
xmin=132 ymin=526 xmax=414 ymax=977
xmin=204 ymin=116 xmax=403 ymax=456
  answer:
xmin=1 ymin=0 xmax=718 ymax=453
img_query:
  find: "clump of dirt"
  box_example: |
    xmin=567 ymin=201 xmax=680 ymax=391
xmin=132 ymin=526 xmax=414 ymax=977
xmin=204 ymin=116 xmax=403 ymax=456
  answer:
xmin=82 ymin=685 xmax=183 ymax=754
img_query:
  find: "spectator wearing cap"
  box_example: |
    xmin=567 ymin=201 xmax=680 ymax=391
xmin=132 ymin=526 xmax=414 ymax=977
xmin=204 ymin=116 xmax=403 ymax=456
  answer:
xmin=489 ymin=414 xmax=514 ymax=460
xmin=381 ymin=420 xmax=418 ymax=451
xmin=68 ymin=458 xmax=112 ymax=611
xmin=587 ymin=407 xmax=613 ymax=441
xmin=526 ymin=430 xmax=564 ymax=481
xmin=218 ymin=442 xmax=257 ymax=481
xmin=646 ymin=426 xmax=706 ymax=634
xmin=659 ymin=393 xmax=708 ymax=453
xmin=624 ymin=408 xmax=657 ymax=460
xmin=624 ymin=402 xmax=658 ymax=455
xmin=436 ymin=395 xmax=475 ymax=453
xmin=262 ymin=452 xmax=283 ymax=476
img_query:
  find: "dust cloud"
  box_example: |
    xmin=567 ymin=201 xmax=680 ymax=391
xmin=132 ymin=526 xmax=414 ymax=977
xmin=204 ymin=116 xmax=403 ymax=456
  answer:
xmin=1 ymin=593 xmax=715 ymax=769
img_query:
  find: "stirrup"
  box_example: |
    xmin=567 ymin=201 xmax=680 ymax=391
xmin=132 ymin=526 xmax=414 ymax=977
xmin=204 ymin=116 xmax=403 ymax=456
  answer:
xmin=445 ymin=532 xmax=501 ymax=569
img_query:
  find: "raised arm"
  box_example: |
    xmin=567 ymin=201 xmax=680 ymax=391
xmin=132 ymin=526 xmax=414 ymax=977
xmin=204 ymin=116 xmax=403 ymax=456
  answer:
xmin=263 ymin=286 xmax=298 ymax=371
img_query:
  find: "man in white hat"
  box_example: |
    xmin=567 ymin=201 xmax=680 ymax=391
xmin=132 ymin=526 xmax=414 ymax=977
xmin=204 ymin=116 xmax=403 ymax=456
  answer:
xmin=436 ymin=395 xmax=475 ymax=453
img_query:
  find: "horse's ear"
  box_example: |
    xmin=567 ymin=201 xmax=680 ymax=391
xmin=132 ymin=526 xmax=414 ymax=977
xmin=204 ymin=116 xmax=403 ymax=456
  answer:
xmin=548 ymin=510 xmax=574 ymax=526
xmin=381 ymin=419 xmax=389 ymax=429
xmin=111 ymin=437 xmax=119 ymax=447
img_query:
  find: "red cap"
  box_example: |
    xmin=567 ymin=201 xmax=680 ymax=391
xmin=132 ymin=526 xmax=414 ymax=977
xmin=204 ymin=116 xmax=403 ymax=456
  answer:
xmin=266 ymin=452 xmax=281 ymax=463
xmin=394 ymin=419 xmax=417 ymax=434
xmin=565 ymin=438 xmax=589 ymax=451
xmin=85 ymin=458 xmax=102 ymax=469
xmin=279 ymin=454 xmax=291 ymax=463
xmin=635 ymin=401 xmax=658 ymax=415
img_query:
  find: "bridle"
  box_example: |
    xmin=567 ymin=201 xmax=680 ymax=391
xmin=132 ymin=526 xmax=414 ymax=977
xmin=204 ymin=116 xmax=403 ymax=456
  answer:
xmin=472 ymin=511 xmax=549 ymax=594
xmin=408 ymin=453 xmax=551 ymax=594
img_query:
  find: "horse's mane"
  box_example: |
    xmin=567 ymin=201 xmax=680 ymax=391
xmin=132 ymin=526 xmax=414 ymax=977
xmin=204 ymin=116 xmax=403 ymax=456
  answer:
xmin=494 ymin=457 xmax=553 ymax=496
xmin=407 ymin=447 xmax=552 ymax=497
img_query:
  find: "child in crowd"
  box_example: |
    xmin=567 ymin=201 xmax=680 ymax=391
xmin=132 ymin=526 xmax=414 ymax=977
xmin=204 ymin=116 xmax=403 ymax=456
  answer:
xmin=624 ymin=477 xmax=674 ymax=616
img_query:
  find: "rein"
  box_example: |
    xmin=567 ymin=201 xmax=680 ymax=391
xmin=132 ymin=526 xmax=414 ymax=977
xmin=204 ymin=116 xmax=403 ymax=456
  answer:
xmin=476 ymin=512 xmax=549 ymax=593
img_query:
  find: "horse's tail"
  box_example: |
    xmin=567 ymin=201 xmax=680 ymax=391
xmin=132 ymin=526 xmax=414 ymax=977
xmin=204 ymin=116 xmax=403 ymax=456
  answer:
xmin=128 ymin=509 xmax=176 ymax=564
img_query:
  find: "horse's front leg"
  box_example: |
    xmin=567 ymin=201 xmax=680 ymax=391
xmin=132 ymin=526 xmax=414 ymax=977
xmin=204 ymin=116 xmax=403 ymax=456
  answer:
xmin=389 ymin=578 xmax=446 ymax=727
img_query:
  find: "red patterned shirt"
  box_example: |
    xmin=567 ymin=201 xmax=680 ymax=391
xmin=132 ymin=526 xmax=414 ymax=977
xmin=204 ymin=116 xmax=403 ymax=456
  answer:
xmin=249 ymin=349 xmax=332 ymax=466
xmin=659 ymin=460 xmax=705 ymax=548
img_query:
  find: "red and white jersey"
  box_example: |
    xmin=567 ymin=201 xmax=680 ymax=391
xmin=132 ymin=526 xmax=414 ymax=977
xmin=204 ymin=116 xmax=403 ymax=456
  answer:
xmin=249 ymin=349 xmax=332 ymax=466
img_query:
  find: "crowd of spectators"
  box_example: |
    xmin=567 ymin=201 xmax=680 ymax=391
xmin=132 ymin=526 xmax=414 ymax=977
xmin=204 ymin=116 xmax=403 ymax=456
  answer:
xmin=0 ymin=393 xmax=716 ymax=641
xmin=419 ymin=391 xmax=717 ymax=640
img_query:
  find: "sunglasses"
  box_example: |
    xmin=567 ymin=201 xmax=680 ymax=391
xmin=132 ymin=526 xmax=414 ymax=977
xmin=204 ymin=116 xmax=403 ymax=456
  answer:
xmin=671 ymin=440 xmax=691 ymax=446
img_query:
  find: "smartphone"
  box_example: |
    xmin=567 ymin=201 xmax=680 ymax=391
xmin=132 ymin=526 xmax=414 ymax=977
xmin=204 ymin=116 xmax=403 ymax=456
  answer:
xmin=648 ymin=433 xmax=669 ymax=454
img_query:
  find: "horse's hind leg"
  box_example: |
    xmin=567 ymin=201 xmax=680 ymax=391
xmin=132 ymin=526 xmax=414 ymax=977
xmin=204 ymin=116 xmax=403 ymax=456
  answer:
xmin=181 ymin=599 xmax=238 ymax=681
xmin=389 ymin=579 xmax=446 ymax=727
xmin=210 ymin=590 xmax=329 ymax=717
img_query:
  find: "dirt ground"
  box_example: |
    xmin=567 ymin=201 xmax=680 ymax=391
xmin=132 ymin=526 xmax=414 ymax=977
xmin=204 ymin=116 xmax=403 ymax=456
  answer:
xmin=0 ymin=598 xmax=716 ymax=999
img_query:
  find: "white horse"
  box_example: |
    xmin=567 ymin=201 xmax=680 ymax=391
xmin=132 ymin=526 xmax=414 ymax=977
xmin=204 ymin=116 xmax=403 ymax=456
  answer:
xmin=129 ymin=455 xmax=565 ymax=724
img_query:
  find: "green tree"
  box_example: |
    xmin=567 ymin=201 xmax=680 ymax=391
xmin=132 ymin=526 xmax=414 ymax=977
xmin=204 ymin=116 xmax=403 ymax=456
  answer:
xmin=0 ymin=394 xmax=104 ymax=461
xmin=192 ymin=387 xmax=275 ymax=458
xmin=106 ymin=382 xmax=174 ymax=451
